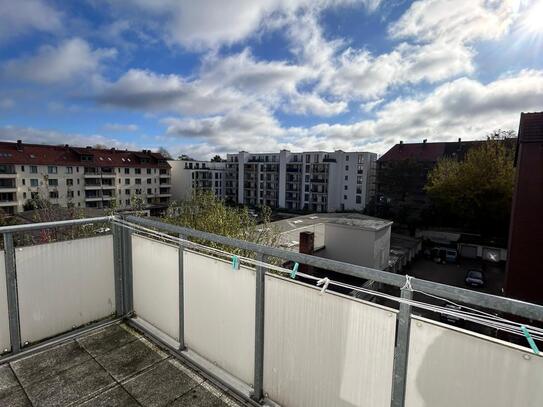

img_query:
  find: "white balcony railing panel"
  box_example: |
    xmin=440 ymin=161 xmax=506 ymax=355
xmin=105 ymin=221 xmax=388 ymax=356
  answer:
xmin=132 ymin=235 xmax=179 ymax=342
xmin=0 ymin=251 xmax=10 ymax=352
xmin=16 ymin=235 xmax=115 ymax=344
xmin=184 ymin=250 xmax=255 ymax=385
xmin=264 ymin=275 xmax=397 ymax=407
xmin=405 ymin=317 xmax=543 ymax=407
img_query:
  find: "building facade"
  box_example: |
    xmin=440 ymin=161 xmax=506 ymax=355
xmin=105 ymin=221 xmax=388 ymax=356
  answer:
xmin=0 ymin=141 xmax=171 ymax=214
xmin=222 ymin=150 xmax=377 ymax=212
xmin=169 ymin=160 xmax=225 ymax=201
xmin=505 ymin=112 xmax=543 ymax=305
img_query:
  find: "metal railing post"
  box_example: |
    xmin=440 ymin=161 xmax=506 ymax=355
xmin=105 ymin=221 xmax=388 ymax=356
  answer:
xmin=112 ymin=224 xmax=124 ymax=317
xmin=3 ymin=233 xmax=21 ymax=353
xmin=252 ymin=253 xmax=266 ymax=403
xmin=391 ymin=288 xmax=412 ymax=407
xmin=178 ymin=233 xmax=185 ymax=350
xmin=122 ymin=225 xmax=133 ymax=315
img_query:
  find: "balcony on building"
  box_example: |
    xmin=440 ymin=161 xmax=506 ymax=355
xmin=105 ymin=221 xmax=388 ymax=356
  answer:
xmin=84 ymin=167 xmax=102 ymax=177
xmin=0 ymin=165 xmax=16 ymax=178
xmin=0 ymin=216 xmax=542 ymax=407
xmin=0 ymin=178 xmax=17 ymax=193
xmin=84 ymin=178 xmax=102 ymax=189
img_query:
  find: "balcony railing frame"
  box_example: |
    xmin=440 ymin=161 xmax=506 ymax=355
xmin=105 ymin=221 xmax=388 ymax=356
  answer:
xmin=1 ymin=215 xmax=543 ymax=407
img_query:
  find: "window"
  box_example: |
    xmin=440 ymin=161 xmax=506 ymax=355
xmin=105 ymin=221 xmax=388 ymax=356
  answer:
xmin=66 ymin=167 xmax=73 ymax=174
xmin=345 ymin=165 xmax=349 ymax=171
xmin=344 ymin=195 xmax=347 ymax=200
xmin=125 ymin=179 xmax=130 ymax=185
xmin=124 ymin=168 xmax=130 ymax=174
xmin=30 ymin=179 xmax=38 ymax=187
xmin=135 ymin=178 xmax=142 ymax=185
xmin=77 ymin=191 xmax=80 ymax=196
xmin=358 ymin=155 xmax=364 ymax=164
xmin=135 ymin=168 xmax=141 ymax=174
xmin=147 ymin=168 xmax=151 ymax=174
xmin=21 ymin=166 xmax=25 ymax=172
xmin=48 ymin=179 xmax=58 ymax=187
xmin=23 ymin=192 xmax=27 ymax=199
xmin=344 ymin=185 xmax=348 ymax=190
xmin=30 ymin=166 xmax=38 ymax=174
xmin=147 ymin=188 xmax=152 ymax=194
xmin=126 ymin=199 xmax=130 ymax=205
xmin=67 ymin=190 xmax=74 ymax=198
xmin=345 ymin=155 xmax=349 ymax=161
xmin=305 ymin=155 xmax=310 ymax=163
xmin=344 ymin=175 xmax=348 ymax=181
xmin=135 ymin=189 xmax=142 ymax=195
xmin=147 ymin=178 xmax=152 ymax=184
xmin=22 ymin=179 xmax=26 ymax=186
xmin=356 ymin=195 xmax=362 ymax=204
xmin=125 ymin=189 xmax=130 ymax=194
xmin=67 ymin=179 xmax=73 ymax=186
xmin=49 ymin=191 xmax=59 ymax=199
xmin=77 ymin=179 xmax=80 ymax=185
xmin=48 ymin=166 xmax=57 ymax=174
xmin=357 ymin=176 xmax=363 ymax=184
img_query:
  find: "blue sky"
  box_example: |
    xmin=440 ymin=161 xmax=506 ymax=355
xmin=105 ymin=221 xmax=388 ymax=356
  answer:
xmin=0 ymin=0 xmax=542 ymax=159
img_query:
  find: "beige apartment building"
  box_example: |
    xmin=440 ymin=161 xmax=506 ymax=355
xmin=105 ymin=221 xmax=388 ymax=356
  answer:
xmin=0 ymin=141 xmax=171 ymax=214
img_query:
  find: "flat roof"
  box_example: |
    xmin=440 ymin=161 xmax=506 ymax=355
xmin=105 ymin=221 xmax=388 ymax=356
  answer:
xmin=272 ymin=213 xmax=393 ymax=233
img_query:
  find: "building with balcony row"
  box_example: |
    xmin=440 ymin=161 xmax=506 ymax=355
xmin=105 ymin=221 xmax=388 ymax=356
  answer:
xmin=170 ymin=150 xmax=377 ymax=212
xmin=0 ymin=141 xmax=172 ymax=214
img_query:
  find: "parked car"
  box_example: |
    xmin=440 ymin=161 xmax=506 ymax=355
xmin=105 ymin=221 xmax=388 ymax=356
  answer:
xmin=431 ymin=247 xmax=458 ymax=264
xmin=465 ymin=269 xmax=485 ymax=288
xmin=440 ymin=303 xmax=464 ymax=326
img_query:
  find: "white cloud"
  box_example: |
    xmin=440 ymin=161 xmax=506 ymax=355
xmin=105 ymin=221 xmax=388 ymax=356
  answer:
xmin=103 ymin=123 xmax=139 ymax=132
xmin=0 ymin=0 xmax=62 ymax=43
xmin=96 ymin=69 xmax=243 ymax=115
xmin=3 ymin=38 xmax=117 ymax=84
xmin=160 ymin=70 xmax=543 ymax=158
xmin=388 ymin=0 xmax=517 ymax=44
xmin=0 ymin=126 xmax=138 ymax=150
xmin=108 ymin=0 xmax=381 ymax=49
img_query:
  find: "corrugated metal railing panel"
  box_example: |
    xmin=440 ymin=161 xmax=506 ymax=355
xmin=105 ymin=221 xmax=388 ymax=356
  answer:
xmin=264 ymin=275 xmax=397 ymax=407
xmin=405 ymin=317 xmax=543 ymax=407
xmin=131 ymin=234 xmax=179 ymax=342
xmin=184 ymin=250 xmax=256 ymax=385
xmin=0 ymin=251 xmax=10 ymax=352
xmin=16 ymin=235 xmax=115 ymax=344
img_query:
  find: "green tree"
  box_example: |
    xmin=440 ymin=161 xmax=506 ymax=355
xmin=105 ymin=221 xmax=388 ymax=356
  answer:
xmin=163 ymin=191 xmax=280 ymax=258
xmin=425 ymin=136 xmax=515 ymax=237
xmin=211 ymin=155 xmax=223 ymax=162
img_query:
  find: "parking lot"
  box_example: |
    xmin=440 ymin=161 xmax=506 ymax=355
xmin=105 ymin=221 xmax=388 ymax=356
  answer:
xmin=406 ymin=257 xmax=505 ymax=297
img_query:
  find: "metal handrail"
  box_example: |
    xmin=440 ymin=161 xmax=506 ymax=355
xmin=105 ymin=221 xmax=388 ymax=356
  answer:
xmin=124 ymin=215 xmax=543 ymax=323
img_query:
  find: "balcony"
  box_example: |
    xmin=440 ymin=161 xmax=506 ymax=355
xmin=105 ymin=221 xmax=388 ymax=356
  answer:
xmin=0 ymin=217 xmax=542 ymax=407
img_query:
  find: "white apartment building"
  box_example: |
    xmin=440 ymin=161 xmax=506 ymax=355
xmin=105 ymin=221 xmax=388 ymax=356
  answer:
xmin=168 ymin=159 xmax=225 ymax=201
xmin=0 ymin=141 xmax=171 ymax=214
xmin=172 ymin=150 xmax=377 ymax=212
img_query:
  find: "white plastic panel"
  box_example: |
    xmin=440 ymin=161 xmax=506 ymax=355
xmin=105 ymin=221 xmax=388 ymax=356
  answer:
xmin=132 ymin=234 xmax=179 ymax=341
xmin=184 ymin=250 xmax=255 ymax=385
xmin=264 ymin=275 xmax=397 ymax=407
xmin=16 ymin=235 xmax=115 ymax=343
xmin=405 ymin=317 xmax=543 ymax=407
xmin=0 ymin=251 xmax=10 ymax=352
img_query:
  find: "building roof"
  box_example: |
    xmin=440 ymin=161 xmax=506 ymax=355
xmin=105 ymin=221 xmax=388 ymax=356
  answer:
xmin=379 ymin=140 xmax=480 ymax=162
xmin=273 ymin=212 xmax=393 ymax=233
xmin=0 ymin=141 xmax=170 ymax=168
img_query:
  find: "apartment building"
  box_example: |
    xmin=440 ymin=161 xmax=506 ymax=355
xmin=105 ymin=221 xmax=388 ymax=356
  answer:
xmin=168 ymin=159 xmax=225 ymax=201
xmin=0 ymin=141 xmax=171 ymax=214
xmin=221 ymin=150 xmax=376 ymax=212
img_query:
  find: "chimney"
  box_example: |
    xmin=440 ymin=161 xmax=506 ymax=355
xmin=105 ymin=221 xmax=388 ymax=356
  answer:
xmin=458 ymin=138 xmax=462 ymax=143
xmin=422 ymin=139 xmax=427 ymax=148
xmin=16 ymin=140 xmax=23 ymax=151
xmin=299 ymin=231 xmax=315 ymax=275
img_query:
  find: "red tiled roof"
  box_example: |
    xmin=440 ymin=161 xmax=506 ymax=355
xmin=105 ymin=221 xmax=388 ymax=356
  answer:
xmin=378 ymin=140 xmax=480 ymax=162
xmin=0 ymin=141 xmax=170 ymax=168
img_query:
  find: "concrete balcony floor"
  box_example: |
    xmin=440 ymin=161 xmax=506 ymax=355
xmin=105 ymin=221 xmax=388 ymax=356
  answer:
xmin=0 ymin=323 xmax=245 ymax=407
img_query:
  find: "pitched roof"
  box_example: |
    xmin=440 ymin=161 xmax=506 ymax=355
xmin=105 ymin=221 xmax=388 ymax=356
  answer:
xmin=378 ymin=140 xmax=481 ymax=162
xmin=0 ymin=141 xmax=170 ymax=168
